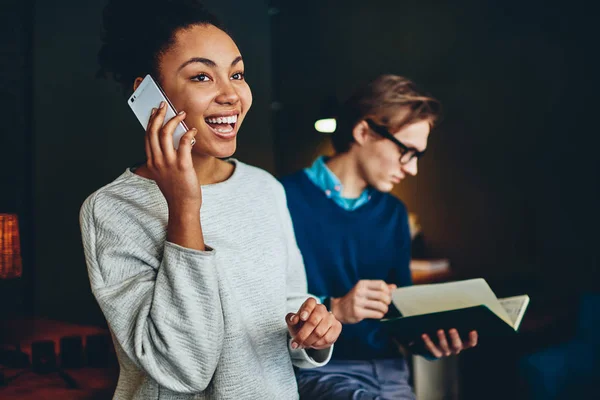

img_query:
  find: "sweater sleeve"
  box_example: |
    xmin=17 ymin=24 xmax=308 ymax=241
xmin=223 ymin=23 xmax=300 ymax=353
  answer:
xmin=80 ymin=194 xmax=224 ymax=393
xmin=272 ymin=181 xmax=333 ymax=368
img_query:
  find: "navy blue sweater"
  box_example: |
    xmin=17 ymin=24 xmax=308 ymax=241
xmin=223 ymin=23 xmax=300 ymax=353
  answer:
xmin=280 ymin=171 xmax=413 ymax=360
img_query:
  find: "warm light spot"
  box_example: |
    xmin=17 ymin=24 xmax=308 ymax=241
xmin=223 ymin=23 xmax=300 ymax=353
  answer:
xmin=0 ymin=213 xmax=23 ymax=279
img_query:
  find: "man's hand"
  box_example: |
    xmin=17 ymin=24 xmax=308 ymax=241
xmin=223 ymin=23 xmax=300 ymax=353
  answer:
xmin=330 ymin=280 xmax=397 ymax=324
xmin=286 ymin=298 xmax=342 ymax=350
xmin=421 ymin=329 xmax=478 ymax=358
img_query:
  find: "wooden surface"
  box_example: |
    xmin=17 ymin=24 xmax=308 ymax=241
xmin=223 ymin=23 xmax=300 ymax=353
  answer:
xmin=1 ymin=367 xmax=117 ymax=399
xmin=1 ymin=318 xmax=117 ymax=399
xmin=1 ymin=318 xmax=109 ymax=356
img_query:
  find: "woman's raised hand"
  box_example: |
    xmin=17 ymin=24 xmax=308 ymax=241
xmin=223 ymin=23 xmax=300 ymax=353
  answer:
xmin=145 ymin=101 xmax=200 ymax=212
xmin=145 ymin=101 xmax=206 ymax=251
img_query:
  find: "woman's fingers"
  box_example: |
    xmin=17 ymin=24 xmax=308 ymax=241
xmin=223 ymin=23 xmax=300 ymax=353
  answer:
xmin=294 ymin=310 xmax=341 ymax=350
xmin=311 ymin=317 xmax=342 ymax=349
xmin=294 ymin=297 xmax=317 ymax=325
xmin=310 ymin=325 xmax=333 ymax=349
xmin=146 ymin=102 xmax=193 ymax=170
xmin=287 ymin=297 xmax=318 ymax=345
xmin=144 ymin=128 xmax=153 ymax=168
xmin=176 ymin=128 xmax=198 ymax=160
xmin=160 ymin=110 xmax=187 ymax=161
xmin=294 ymin=311 xmax=325 ymax=348
xmin=146 ymin=102 xmax=166 ymax=164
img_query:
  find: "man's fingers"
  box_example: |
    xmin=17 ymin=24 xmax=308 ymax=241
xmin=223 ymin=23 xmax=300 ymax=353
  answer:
xmin=358 ymin=309 xmax=387 ymax=320
xmin=437 ymin=330 xmax=451 ymax=356
xmin=363 ymin=299 xmax=389 ymax=315
xmin=448 ymin=329 xmax=463 ymax=353
xmin=422 ymin=334 xmax=442 ymax=358
xmin=365 ymin=289 xmax=392 ymax=305
xmin=364 ymin=280 xmax=390 ymax=292
xmin=466 ymin=331 xmax=478 ymax=348
xmin=360 ymin=280 xmax=394 ymax=304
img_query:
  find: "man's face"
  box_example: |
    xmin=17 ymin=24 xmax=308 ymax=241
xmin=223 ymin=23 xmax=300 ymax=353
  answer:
xmin=357 ymin=118 xmax=431 ymax=192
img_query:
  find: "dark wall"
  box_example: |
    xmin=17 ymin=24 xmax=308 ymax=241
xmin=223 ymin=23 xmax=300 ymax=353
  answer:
xmin=0 ymin=1 xmax=33 ymax=316
xmin=4 ymin=0 xmax=597 ymax=325
xmin=272 ymin=0 xmax=599 ymax=295
xmin=31 ymin=0 xmax=272 ymax=325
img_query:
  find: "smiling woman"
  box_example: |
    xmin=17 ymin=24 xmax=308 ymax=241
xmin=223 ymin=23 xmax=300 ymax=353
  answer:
xmin=80 ymin=1 xmax=342 ymax=399
xmin=134 ymin=24 xmax=252 ymax=159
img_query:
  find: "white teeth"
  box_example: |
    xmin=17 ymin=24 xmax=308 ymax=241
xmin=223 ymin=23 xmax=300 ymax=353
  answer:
xmin=206 ymin=115 xmax=238 ymax=124
xmin=214 ymin=125 xmax=234 ymax=133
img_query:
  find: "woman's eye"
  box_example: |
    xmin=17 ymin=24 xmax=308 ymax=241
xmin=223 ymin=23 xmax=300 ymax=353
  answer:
xmin=231 ymin=72 xmax=245 ymax=80
xmin=192 ymin=74 xmax=211 ymax=82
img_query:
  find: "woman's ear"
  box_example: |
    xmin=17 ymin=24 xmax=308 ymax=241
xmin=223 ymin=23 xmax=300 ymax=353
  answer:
xmin=132 ymin=77 xmax=144 ymax=91
xmin=352 ymin=120 xmax=371 ymax=147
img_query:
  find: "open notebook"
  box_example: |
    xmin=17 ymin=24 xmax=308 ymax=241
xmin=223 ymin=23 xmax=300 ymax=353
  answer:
xmin=381 ymin=278 xmax=530 ymax=343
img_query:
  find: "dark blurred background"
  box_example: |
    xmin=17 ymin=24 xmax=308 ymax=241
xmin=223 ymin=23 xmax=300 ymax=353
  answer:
xmin=1 ymin=0 xmax=598 ymax=398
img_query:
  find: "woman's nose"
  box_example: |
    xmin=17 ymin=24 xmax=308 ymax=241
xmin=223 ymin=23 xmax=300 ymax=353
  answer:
xmin=215 ymin=80 xmax=240 ymax=105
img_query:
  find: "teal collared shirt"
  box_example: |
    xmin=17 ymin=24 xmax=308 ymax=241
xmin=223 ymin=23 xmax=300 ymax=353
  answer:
xmin=303 ymin=156 xmax=372 ymax=211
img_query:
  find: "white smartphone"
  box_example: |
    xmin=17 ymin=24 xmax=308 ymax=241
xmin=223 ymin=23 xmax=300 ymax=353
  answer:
xmin=128 ymin=74 xmax=189 ymax=150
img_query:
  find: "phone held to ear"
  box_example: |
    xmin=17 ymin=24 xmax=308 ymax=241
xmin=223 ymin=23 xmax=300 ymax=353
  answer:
xmin=128 ymin=74 xmax=189 ymax=150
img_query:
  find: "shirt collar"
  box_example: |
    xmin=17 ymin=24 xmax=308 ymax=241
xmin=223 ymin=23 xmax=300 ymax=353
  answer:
xmin=304 ymin=156 xmax=372 ymax=211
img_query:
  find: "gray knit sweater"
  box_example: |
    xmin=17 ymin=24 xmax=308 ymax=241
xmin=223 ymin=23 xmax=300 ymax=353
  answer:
xmin=80 ymin=160 xmax=332 ymax=399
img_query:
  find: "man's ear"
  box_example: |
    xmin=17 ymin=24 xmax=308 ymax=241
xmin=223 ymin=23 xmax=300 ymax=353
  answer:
xmin=132 ymin=76 xmax=144 ymax=91
xmin=352 ymin=120 xmax=371 ymax=147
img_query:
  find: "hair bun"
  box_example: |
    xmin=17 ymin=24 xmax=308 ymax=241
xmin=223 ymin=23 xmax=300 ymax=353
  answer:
xmin=97 ymin=0 xmax=221 ymax=93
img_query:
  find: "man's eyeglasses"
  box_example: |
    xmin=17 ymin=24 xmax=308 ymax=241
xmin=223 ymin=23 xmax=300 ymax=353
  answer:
xmin=365 ymin=119 xmax=426 ymax=165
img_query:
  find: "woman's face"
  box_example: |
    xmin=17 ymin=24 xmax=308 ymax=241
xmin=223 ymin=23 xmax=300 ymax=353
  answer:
xmin=356 ymin=114 xmax=431 ymax=193
xmin=157 ymin=24 xmax=252 ymax=158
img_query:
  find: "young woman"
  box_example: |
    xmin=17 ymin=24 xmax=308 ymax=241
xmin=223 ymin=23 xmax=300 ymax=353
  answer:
xmin=79 ymin=1 xmax=341 ymax=398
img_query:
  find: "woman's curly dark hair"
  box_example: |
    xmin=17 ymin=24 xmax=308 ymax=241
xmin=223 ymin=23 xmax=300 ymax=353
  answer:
xmin=97 ymin=0 xmax=223 ymax=94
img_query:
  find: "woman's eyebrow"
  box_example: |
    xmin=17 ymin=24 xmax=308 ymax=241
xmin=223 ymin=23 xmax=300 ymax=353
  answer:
xmin=231 ymin=56 xmax=243 ymax=66
xmin=178 ymin=56 xmax=243 ymax=71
